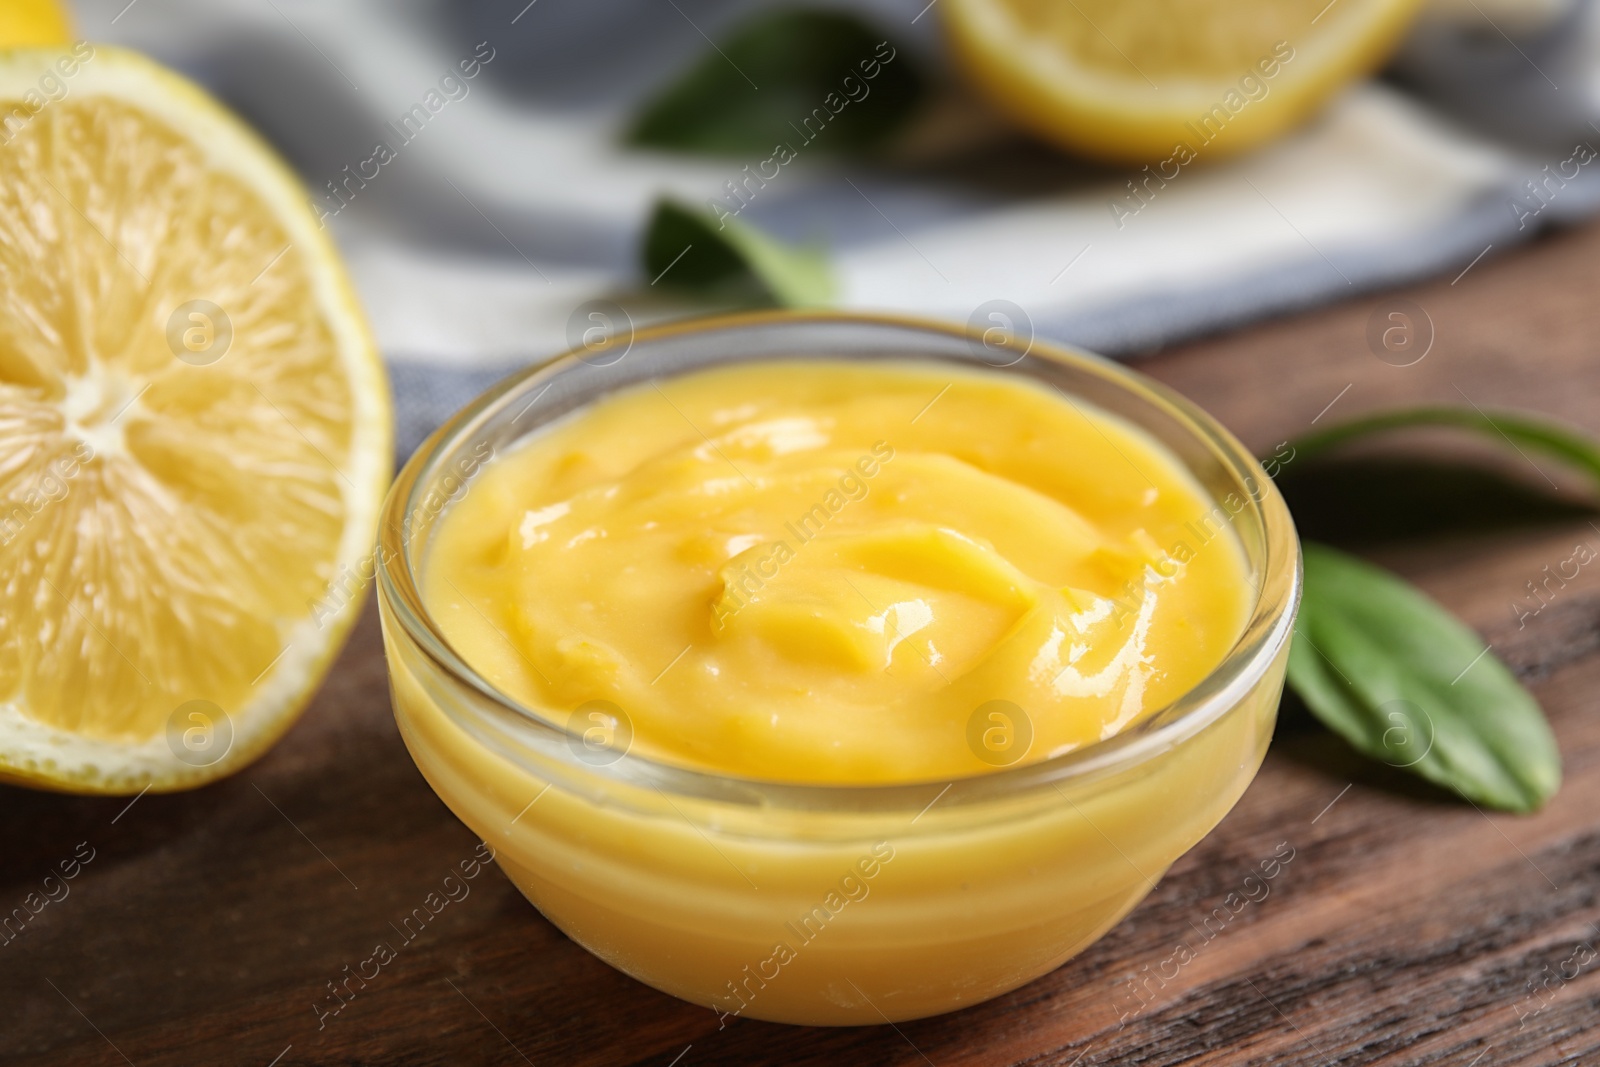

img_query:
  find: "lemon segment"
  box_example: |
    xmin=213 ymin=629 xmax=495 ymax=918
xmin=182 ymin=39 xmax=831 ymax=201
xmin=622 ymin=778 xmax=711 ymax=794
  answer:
xmin=0 ymin=47 xmax=391 ymax=793
xmin=943 ymin=0 xmax=1429 ymax=162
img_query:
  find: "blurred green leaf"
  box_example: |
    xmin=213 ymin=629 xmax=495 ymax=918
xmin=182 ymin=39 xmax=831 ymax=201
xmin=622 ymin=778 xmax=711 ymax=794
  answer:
xmin=1290 ymin=406 xmax=1600 ymax=494
xmin=1276 ymin=457 xmax=1594 ymax=548
xmin=626 ymin=9 xmax=924 ymax=155
xmin=642 ymin=197 xmax=833 ymax=307
xmin=1288 ymin=543 xmax=1561 ymax=813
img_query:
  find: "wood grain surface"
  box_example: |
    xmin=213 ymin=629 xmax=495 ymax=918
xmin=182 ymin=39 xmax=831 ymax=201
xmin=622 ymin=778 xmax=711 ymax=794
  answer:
xmin=5 ymin=220 xmax=1600 ymax=1067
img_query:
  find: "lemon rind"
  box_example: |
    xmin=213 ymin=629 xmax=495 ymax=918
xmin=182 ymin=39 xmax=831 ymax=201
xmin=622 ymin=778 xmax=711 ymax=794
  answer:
xmin=0 ymin=46 xmax=391 ymax=794
xmin=943 ymin=0 xmax=1430 ymax=161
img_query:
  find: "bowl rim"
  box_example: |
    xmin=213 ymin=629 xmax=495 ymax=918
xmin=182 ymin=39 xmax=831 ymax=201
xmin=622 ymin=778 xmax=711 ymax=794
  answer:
xmin=376 ymin=308 xmax=1301 ymax=812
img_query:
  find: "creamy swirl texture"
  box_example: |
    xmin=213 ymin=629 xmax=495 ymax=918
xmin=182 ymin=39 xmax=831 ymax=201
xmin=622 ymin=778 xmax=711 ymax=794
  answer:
xmin=424 ymin=360 xmax=1252 ymax=782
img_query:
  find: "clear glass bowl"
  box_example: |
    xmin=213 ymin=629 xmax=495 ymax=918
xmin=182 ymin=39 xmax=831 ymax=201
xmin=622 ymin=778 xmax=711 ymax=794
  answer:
xmin=376 ymin=311 xmax=1301 ymax=1026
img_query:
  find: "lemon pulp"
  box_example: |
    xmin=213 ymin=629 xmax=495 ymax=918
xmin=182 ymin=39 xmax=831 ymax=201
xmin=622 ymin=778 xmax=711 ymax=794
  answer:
xmin=943 ymin=0 xmax=1428 ymax=161
xmin=0 ymin=49 xmax=390 ymax=792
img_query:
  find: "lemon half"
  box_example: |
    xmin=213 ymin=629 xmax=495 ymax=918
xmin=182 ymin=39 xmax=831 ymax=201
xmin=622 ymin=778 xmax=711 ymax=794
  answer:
xmin=943 ymin=0 xmax=1428 ymax=162
xmin=0 ymin=47 xmax=391 ymax=793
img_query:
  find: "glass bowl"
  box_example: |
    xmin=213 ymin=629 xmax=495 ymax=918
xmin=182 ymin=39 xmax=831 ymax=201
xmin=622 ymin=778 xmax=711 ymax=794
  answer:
xmin=376 ymin=311 xmax=1301 ymax=1026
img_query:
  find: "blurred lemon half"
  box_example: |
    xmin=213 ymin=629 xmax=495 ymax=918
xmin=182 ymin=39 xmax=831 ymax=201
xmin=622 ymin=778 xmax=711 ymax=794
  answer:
xmin=942 ymin=0 xmax=1429 ymax=162
xmin=0 ymin=46 xmax=391 ymax=793
xmin=0 ymin=0 xmax=71 ymax=48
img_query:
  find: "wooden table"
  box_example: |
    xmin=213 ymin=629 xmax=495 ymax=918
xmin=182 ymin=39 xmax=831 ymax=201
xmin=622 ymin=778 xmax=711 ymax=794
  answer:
xmin=6 ymin=220 xmax=1600 ymax=1067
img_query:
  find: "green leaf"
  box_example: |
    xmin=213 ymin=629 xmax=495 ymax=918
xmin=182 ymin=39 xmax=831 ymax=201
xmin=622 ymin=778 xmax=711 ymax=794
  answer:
xmin=626 ymin=9 xmax=925 ymax=155
xmin=1288 ymin=543 xmax=1561 ymax=813
xmin=1274 ymin=457 xmax=1593 ymax=548
xmin=642 ymin=197 xmax=833 ymax=307
xmin=1290 ymin=406 xmax=1600 ymax=495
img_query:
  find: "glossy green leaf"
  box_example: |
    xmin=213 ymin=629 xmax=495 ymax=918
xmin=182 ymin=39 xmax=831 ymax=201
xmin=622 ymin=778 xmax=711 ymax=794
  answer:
xmin=1288 ymin=542 xmax=1561 ymax=812
xmin=642 ymin=197 xmax=833 ymax=307
xmin=626 ymin=9 xmax=924 ymax=155
xmin=1291 ymin=406 xmax=1600 ymax=495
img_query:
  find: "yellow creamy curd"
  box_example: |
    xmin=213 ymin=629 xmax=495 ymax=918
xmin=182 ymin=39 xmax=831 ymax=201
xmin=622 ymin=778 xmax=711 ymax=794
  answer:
xmin=424 ymin=360 xmax=1251 ymax=782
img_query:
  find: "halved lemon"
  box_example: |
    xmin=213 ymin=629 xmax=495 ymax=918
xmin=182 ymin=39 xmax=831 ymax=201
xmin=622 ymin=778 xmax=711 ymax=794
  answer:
xmin=942 ymin=0 xmax=1428 ymax=162
xmin=0 ymin=47 xmax=391 ymax=793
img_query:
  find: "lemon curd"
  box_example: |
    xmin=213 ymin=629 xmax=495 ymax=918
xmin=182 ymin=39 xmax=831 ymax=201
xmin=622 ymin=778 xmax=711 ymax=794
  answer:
xmin=423 ymin=361 xmax=1251 ymax=782
xmin=380 ymin=318 xmax=1298 ymax=1026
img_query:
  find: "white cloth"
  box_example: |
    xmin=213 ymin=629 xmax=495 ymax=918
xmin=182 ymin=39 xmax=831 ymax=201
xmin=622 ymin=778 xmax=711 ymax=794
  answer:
xmin=76 ymin=0 xmax=1600 ymax=455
